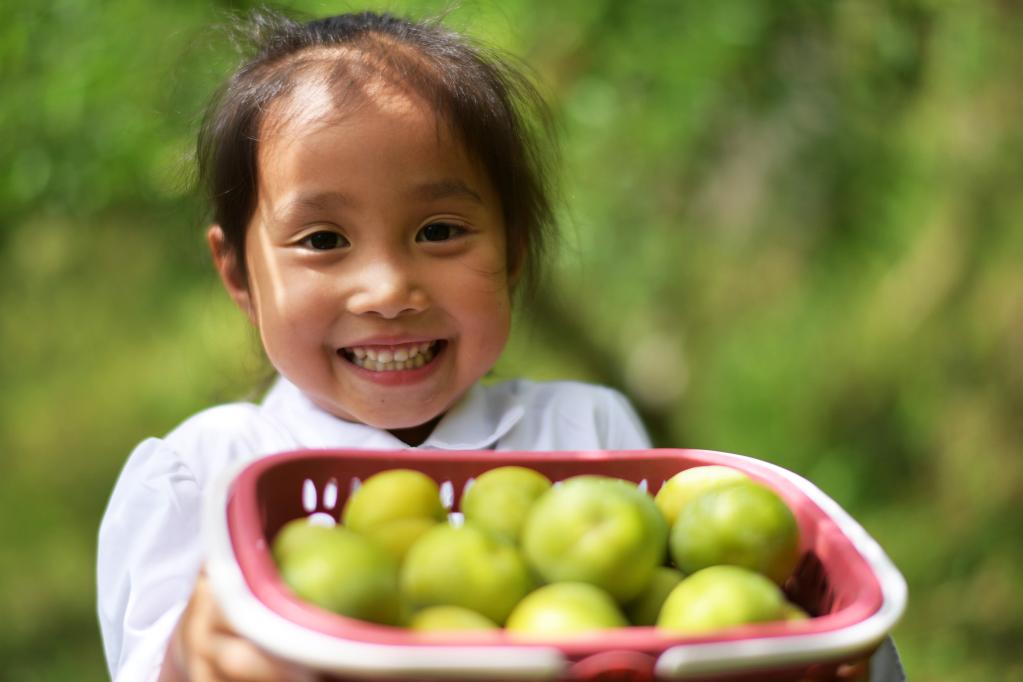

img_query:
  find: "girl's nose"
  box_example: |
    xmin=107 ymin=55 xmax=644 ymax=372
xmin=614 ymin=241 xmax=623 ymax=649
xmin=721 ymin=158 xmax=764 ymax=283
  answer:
xmin=345 ymin=258 xmax=429 ymax=319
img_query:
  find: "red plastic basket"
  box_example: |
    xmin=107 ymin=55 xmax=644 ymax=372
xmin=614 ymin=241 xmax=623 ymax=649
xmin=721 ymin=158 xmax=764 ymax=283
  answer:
xmin=203 ymin=448 xmax=906 ymax=681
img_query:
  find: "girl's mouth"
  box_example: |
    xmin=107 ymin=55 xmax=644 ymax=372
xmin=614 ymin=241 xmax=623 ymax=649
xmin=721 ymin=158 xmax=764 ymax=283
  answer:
xmin=339 ymin=340 xmax=445 ymax=372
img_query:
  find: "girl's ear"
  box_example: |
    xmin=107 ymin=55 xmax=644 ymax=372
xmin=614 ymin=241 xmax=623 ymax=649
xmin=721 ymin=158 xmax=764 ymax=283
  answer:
xmin=207 ymin=225 xmax=256 ymax=323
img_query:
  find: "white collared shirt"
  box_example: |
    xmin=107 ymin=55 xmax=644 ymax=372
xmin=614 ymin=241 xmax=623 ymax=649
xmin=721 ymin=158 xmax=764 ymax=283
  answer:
xmin=97 ymin=376 xmax=650 ymax=681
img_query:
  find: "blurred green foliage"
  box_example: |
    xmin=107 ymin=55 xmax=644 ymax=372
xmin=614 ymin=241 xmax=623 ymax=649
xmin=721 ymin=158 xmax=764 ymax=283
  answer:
xmin=3 ymin=0 xmax=1022 ymax=680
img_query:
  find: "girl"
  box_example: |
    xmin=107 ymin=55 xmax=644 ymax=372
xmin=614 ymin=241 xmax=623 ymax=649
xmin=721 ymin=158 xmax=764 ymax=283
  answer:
xmin=97 ymin=9 xmax=651 ymax=682
xmin=98 ymin=9 xmax=906 ymax=682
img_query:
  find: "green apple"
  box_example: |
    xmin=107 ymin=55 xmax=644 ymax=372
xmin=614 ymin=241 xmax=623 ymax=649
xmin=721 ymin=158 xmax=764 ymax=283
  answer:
xmin=400 ymin=522 xmax=534 ymax=625
xmin=656 ymin=565 xmax=787 ymax=633
xmin=460 ymin=466 xmax=552 ymax=543
xmin=342 ymin=469 xmax=447 ymax=562
xmin=409 ymin=605 xmax=499 ymax=632
xmin=654 ymin=465 xmax=749 ymax=526
xmin=670 ymin=479 xmax=800 ymax=585
xmin=506 ymin=582 xmax=628 ymax=636
xmin=521 ymin=475 xmax=668 ymax=603
xmin=274 ymin=525 xmax=402 ymax=625
xmin=624 ymin=566 xmax=686 ymax=626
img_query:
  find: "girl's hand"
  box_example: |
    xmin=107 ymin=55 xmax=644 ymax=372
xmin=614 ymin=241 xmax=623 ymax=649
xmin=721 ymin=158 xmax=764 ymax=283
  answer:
xmin=160 ymin=569 xmax=314 ymax=682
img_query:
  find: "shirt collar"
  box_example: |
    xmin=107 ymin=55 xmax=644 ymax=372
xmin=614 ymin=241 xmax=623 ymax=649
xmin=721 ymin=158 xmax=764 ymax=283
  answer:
xmin=422 ymin=382 xmax=525 ymax=450
xmin=261 ymin=376 xmax=525 ymax=451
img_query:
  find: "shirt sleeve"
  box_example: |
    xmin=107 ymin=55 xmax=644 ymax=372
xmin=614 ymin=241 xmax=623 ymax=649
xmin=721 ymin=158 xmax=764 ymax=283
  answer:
xmin=870 ymin=636 xmax=908 ymax=681
xmin=598 ymin=387 xmax=653 ymax=450
xmin=97 ymin=437 xmax=204 ymax=682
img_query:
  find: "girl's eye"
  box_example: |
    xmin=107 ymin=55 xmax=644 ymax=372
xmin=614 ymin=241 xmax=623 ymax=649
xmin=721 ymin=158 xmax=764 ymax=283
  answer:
xmin=416 ymin=222 xmax=464 ymax=243
xmin=303 ymin=231 xmax=348 ymax=250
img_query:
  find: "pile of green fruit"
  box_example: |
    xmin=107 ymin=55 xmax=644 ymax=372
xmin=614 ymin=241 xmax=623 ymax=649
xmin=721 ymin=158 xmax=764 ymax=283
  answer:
xmin=271 ymin=464 xmax=809 ymax=636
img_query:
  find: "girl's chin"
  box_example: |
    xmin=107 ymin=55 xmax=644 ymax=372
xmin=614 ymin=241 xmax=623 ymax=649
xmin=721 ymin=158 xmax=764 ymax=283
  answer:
xmin=358 ymin=412 xmax=443 ymax=431
xmin=343 ymin=403 xmax=447 ymax=434
xmin=303 ymin=393 xmax=444 ymax=432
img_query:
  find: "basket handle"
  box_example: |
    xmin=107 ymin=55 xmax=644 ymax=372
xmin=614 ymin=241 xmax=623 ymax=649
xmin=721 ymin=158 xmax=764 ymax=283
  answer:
xmin=569 ymin=650 xmax=656 ymax=681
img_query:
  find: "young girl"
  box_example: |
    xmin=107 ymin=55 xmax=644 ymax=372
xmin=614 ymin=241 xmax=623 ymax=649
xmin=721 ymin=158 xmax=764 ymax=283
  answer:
xmin=99 ymin=9 xmax=907 ymax=682
xmin=97 ymin=9 xmax=651 ymax=681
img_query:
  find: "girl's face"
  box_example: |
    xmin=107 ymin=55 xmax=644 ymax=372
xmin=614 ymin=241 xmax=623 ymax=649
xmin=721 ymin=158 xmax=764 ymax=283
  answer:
xmin=211 ymin=80 xmax=513 ymax=441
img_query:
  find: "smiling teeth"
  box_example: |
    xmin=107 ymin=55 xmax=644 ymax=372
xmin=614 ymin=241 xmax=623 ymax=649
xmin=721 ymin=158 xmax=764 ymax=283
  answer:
xmin=346 ymin=342 xmax=437 ymax=371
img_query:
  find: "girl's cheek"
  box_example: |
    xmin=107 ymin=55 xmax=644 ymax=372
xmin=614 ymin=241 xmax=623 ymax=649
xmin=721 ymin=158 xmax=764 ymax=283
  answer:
xmin=253 ymin=273 xmax=323 ymax=324
xmin=468 ymin=241 xmax=512 ymax=282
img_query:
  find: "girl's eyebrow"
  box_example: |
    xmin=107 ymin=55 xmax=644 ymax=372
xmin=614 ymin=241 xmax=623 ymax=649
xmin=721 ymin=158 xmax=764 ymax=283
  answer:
xmin=411 ymin=179 xmax=483 ymax=204
xmin=272 ymin=191 xmax=349 ymax=223
xmin=273 ymin=180 xmax=483 ymax=222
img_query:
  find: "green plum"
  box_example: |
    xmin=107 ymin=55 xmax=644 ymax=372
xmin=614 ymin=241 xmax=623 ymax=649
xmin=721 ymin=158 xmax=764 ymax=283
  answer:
xmin=342 ymin=469 xmax=447 ymax=562
xmin=271 ymin=518 xmax=337 ymax=564
xmin=274 ymin=525 xmax=402 ymax=625
xmin=506 ymin=582 xmax=628 ymax=636
xmin=654 ymin=465 xmax=749 ymax=526
xmin=400 ymin=522 xmax=534 ymax=625
xmin=409 ymin=605 xmax=499 ymax=632
xmin=656 ymin=565 xmax=787 ymax=633
xmin=624 ymin=566 xmax=686 ymax=626
xmin=521 ymin=475 xmax=668 ymax=603
xmin=781 ymin=602 xmax=811 ymax=621
xmin=670 ymin=480 xmax=800 ymax=585
xmin=460 ymin=466 xmax=551 ymax=543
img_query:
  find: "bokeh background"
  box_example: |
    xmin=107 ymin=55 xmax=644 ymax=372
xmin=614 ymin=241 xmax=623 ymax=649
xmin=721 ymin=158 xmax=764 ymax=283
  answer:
xmin=3 ymin=0 xmax=1022 ymax=679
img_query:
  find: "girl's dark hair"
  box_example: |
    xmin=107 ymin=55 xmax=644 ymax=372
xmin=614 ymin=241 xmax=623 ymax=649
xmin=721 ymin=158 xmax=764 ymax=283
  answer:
xmin=197 ymin=9 xmax=558 ymax=297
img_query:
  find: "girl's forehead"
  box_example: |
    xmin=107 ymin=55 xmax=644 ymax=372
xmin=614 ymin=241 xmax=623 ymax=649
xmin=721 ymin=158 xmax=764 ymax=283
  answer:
xmin=265 ymin=74 xmax=418 ymax=134
xmin=260 ymin=69 xmax=456 ymax=157
xmin=254 ymin=71 xmax=495 ymax=203
xmin=261 ymin=43 xmax=440 ymax=138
